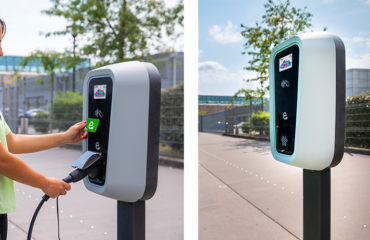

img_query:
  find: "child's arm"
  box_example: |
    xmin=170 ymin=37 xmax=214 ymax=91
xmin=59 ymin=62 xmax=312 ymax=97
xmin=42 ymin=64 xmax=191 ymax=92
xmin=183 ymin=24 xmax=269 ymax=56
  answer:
xmin=0 ymin=144 xmax=71 ymax=198
xmin=6 ymin=121 xmax=88 ymax=154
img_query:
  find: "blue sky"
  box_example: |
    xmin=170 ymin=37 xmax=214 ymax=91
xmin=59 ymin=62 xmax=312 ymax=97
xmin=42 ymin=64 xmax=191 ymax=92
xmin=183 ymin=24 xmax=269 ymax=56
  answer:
xmin=199 ymin=0 xmax=370 ymax=95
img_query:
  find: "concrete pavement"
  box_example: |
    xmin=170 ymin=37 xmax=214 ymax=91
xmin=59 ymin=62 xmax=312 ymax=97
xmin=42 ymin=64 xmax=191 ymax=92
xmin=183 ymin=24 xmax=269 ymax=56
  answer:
xmin=7 ymin=147 xmax=183 ymax=240
xmin=199 ymin=132 xmax=370 ymax=240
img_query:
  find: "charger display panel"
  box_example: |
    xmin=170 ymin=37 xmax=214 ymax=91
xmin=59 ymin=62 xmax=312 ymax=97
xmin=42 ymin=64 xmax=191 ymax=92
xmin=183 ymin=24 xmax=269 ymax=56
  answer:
xmin=274 ymin=45 xmax=300 ymax=155
xmin=87 ymin=76 xmax=113 ymax=185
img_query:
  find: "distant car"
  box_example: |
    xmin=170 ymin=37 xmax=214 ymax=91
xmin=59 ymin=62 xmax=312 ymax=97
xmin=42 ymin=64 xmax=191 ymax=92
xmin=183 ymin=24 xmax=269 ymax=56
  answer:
xmin=0 ymin=108 xmax=9 ymax=116
xmin=19 ymin=109 xmax=48 ymax=124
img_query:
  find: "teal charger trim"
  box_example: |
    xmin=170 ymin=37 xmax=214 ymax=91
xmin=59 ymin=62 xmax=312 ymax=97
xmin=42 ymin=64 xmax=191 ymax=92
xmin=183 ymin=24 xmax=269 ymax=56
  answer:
xmin=269 ymin=36 xmax=302 ymax=164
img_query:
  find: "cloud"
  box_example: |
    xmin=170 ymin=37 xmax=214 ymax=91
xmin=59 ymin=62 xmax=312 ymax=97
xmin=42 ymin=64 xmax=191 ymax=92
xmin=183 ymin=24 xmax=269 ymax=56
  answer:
xmin=198 ymin=61 xmax=259 ymax=95
xmin=199 ymin=61 xmax=227 ymax=72
xmin=209 ymin=21 xmax=242 ymax=44
xmin=343 ymin=33 xmax=370 ymax=69
xmin=198 ymin=49 xmax=204 ymax=58
xmin=323 ymin=0 xmax=334 ymax=3
xmin=343 ymin=35 xmax=370 ymax=48
xmin=347 ymin=52 xmax=370 ymax=69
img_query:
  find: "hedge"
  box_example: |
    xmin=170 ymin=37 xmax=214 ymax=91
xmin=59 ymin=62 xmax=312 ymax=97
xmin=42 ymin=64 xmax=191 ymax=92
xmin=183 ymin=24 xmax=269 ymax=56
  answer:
xmin=345 ymin=93 xmax=370 ymax=149
xmin=160 ymin=83 xmax=184 ymax=157
xmin=250 ymin=111 xmax=270 ymax=136
xmin=33 ymin=112 xmax=49 ymax=133
xmin=53 ymin=91 xmax=83 ymax=131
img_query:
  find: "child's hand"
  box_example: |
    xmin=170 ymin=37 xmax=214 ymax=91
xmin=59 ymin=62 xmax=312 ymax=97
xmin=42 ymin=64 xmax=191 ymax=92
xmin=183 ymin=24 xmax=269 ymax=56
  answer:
xmin=42 ymin=177 xmax=71 ymax=198
xmin=63 ymin=121 xmax=88 ymax=144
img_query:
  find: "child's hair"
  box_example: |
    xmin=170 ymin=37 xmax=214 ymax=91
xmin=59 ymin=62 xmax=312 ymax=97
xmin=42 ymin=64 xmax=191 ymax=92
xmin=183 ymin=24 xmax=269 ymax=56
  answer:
xmin=0 ymin=18 xmax=6 ymax=37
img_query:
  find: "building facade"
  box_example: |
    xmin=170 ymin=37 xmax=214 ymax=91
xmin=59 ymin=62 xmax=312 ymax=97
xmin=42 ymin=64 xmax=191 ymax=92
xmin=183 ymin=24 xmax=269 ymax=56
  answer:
xmin=346 ymin=68 xmax=370 ymax=97
xmin=0 ymin=52 xmax=184 ymax=109
xmin=152 ymin=52 xmax=184 ymax=89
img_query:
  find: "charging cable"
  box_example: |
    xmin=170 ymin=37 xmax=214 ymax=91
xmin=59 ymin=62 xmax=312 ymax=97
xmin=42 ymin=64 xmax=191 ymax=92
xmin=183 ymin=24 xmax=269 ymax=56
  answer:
xmin=27 ymin=167 xmax=99 ymax=240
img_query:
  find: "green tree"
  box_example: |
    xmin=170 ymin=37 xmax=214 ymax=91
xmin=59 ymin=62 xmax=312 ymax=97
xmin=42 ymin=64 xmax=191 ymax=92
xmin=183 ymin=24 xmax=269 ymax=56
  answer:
xmin=21 ymin=51 xmax=64 ymax=133
xmin=239 ymin=0 xmax=315 ymax=109
xmin=53 ymin=91 xmax=83 ymax=130
xmin=42 ymin=0 xmax=88 ymax=91
xmin=33 ymin=112 xmax=50 ymax=134
xmin=230 ymin=88 xmax=256 ymax=118
xmin=250 ymin=111 xmax=270 ymax=136
xmin=198 ymin=109 xmax=207 ymax=116
xmin=44 ymin=0 xmax=184 ymax=66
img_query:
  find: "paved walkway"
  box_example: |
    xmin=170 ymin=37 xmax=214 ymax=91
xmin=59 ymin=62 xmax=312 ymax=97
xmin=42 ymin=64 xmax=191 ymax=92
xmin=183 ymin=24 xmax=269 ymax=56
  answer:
xmin=7 ymin=147 xmax=183 ymax=240
xmin=199 ymin=132 xmax=370 ymax=240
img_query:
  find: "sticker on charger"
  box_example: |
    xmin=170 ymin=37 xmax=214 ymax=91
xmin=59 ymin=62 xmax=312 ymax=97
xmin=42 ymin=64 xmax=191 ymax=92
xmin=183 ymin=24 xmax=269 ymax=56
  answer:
xmin=94 ymin=85 xmax=106 ymax=99
xmin=279 ymin=53 xmax=293 ymax=72
xmin=85 ymin=118 xmax=100 ymax=133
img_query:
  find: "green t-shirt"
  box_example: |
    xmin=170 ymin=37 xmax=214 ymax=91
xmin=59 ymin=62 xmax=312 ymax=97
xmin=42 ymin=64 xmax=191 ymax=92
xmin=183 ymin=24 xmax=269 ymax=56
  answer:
xmin=0 ymin=112 xmax=15 ymax=214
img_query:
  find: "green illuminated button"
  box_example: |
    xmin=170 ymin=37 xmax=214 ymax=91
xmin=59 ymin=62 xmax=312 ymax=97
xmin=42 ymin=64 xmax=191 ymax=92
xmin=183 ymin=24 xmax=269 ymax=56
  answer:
xmin=85 ymin=118 xmax=100 ymax=133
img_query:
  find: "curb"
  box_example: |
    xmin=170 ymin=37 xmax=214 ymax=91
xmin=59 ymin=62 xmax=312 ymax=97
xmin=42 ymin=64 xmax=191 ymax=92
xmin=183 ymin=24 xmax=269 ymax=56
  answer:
xmin=220 ymin=133 xmax=370 ymax=156
xmin=60 ymin=144 xmax=184 ymax=169
xmin=344 ymin=146 xmax=370 ymax=156
xmin=222 ymin=133 xmax=269 ymax=142
xmin=159 ymin=156 xmax=184 ymax=169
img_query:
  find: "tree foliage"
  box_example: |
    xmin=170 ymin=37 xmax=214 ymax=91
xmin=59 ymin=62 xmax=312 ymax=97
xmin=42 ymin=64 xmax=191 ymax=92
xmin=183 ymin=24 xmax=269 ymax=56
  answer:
xmin=42 ymin=1 xmax=88 ymax=90
xmin=43 ymin=0 xmax=184 ymax=66
xmin=21 ymin=50 xmax=64 ymax=76
xmin=239 ymin=0 xmax=315 ymax=106
xmin=53 ymin=91 xmax=83 ymax=130
xmin=21 ymin=51 xmax=64 ymax=132
xmin=230 ymin=88 xmax=256 ymax=116
xmin=250 ymin=111 xmax=270 ymax=135
xmin=33 ymin=112 xmax=50 ymax=133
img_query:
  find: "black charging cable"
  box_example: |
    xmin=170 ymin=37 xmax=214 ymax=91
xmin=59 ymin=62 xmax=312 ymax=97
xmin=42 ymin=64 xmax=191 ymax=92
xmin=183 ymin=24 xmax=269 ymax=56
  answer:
xmin=27 ymin=167 xmax=98 ymax=240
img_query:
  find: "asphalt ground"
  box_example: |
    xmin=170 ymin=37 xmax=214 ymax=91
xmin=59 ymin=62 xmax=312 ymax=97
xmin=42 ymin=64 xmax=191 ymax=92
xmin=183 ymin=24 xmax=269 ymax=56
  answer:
xmin=199 ymin=132 xmax=370 ymax=240
xmin=7 ymin=147 xmax=183 ymax=240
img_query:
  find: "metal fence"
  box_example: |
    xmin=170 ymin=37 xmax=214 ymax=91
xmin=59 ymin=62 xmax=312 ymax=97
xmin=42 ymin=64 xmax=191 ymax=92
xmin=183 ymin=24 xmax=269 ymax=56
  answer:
xmin=199 ymin=101 xmax=370 ymax=150
xmin=198 ymin=111 xmax=225 ymax=133
xmin=0 ymin=73 xmax=184 ymax=159
xmin=199 ymin=104 xmax=269 ymax=135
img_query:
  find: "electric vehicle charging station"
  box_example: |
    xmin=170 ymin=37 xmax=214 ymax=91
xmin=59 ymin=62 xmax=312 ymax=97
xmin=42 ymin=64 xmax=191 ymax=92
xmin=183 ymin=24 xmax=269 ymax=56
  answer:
xmin=269 ymin=32 xmax=345 ymax=240
xmin=27 ymin=61 xmax=161 ymax=240
xmin=81 ymin=61 xmax=161 ymax=202
xmin=82 ymin=61 xmax=161 ymax=240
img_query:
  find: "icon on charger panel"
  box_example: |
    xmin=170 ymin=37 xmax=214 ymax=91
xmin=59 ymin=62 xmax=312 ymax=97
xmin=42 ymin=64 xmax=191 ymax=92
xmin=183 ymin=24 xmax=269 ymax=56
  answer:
xmin=281 ymin=80 xmax=290 ymax=88
xmin=95 ymin=142 xmax=101 ymax=151
xmin=95 ymin=109 xmax=103 ymax=118
xmin=281 ymin=135 xmax=288 ymax=147
xmin=282 ymin=112 xmax=288 ymax=120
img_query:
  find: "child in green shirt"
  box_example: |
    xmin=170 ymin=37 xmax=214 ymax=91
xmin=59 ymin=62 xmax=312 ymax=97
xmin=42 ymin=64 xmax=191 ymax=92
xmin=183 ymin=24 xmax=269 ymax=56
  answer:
xmin=0 ymin=18 xmax=88 ymax=240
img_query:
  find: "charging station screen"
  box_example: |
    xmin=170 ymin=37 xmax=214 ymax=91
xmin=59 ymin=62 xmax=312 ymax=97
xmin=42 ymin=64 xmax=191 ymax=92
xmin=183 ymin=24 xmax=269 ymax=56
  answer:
xmin=279 ymin=54 xmax=293 ymax=72
xmin=94 ymin=85 xmax=107 ymax=99
xmin=87 ymin=77 xmax=113 ymax=186
xmin=274 ymin=45 xmax=299 ymax=155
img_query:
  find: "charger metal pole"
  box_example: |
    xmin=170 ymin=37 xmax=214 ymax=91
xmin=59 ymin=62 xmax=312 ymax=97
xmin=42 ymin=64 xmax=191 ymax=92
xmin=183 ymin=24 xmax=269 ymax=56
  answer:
xmin=303 ymin=168 xmax=331 ymax=240
xmin=117 ymin=200 xmax=145 ymax=240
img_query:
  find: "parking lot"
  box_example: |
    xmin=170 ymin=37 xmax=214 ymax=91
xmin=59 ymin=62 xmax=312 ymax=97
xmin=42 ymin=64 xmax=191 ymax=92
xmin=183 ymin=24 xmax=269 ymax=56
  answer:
xmin=199 ymin=132 xmax=370 ymax=240
xmin=7 ymin=147 xmax=183 ymax=240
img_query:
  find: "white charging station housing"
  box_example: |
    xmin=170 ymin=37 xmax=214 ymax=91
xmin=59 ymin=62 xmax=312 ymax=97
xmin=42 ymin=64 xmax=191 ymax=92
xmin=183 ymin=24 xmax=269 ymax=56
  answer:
xmin=269 ymin=32 xmax=345 ymax=170
xmin=82 ymin=61 xmax=161 ymax=202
